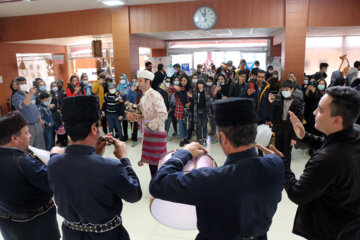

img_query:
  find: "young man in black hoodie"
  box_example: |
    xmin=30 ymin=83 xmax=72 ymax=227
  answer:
xmin=268 ymin=80 xmax=304 ymax=166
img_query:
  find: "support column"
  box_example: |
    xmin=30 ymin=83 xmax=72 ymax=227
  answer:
xmin=111 ymin=6 xmax=131 ymax=83
xmin=283 ymin=0 xmax=310 ymax=84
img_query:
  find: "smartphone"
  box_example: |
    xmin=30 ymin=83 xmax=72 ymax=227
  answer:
xmin=249 ymin=83 xmax=254 ymax=90
xmin=76 ymin=81 xmax=80 ymax=87
xmin=274 ymin=94 xmax=282 ymax=102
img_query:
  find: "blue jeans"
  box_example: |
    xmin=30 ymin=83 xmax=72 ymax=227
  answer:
xmin=43 ymin=127 xmax=53 ymax=151
xmin=178 ymin=120 xmax=187 ymax=140
xmin=106 ymin=113 xmax=123 ymax=140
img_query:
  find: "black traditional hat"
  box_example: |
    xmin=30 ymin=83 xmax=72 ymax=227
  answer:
xmin=213 ymin=98 xmax=257 ymax=127
xmin=61 ymin=96 xmax=101 ymax=125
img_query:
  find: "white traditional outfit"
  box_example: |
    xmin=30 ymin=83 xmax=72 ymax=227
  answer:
xmin=137 ymin=70 xmax=168 ymax=177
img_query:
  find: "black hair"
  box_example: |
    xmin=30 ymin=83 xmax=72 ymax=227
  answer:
xmin=173 ymin=63 xmax=180 ymax=68
xmin=14 ymin=76 xmax=26 ymax=85
xmin=281 ymin=79 xmax=294 ymax=89
xmin=320 ymin=63 xmax=329 ymax=69
xmin=145 ymin=62 xmax=152 ymax=68
xmin=35 ymin=79 xmax=45 ymax=89
xmin=10 ymin=79 xmax=17 ymax=93
xmin=70 ymin=75 xmax=79 ymax=83
xmin=80 ymin=73 xmax=88 ymax=80
xmin=207 ymin=76 xmax=214 ymax=82
xmin=192 ymin=73 xmax=199 ymax=79
xmin=218 ymin=123 xmax=257 ymax=148
xmin=256 ymin=69 xmax=266 ymax=76
xmin=354 ymin=61 xmax=360 ymax=68
xmin=164 ymin=76 xmax=172 ymax=83
xmin=39 ymin=91 xmax=50 ymax=100
xmin=267 ymin=65 xmax=273 ymax=70
xmin=318 ymin=78 xmax=328 ymax=88
xmin=179 ymin=75 xmax=191 ymax=91
xmin=66 ymin=121 xmax=99 ymax=142
xmin=158 ymin=63 xmax=164 ymax=71
xmin=240 ymin=59 xmax=246 ymax=64
xmin=50 ymin=81 xmax=57 ymax=89
xmin=97 ymin=69 xmax=105 ymax=76
xmin=333 ymin=78 xmax=346 ymax=87
xmin=254 ymin=60 xmax=260 ymax=65
xmin=326 ymin=86 xmax=360 ymax=129
xmin=0 ymin=111 xmax=28 ymax=145
xmin=238 ymin=70 xmax=248 ymax=76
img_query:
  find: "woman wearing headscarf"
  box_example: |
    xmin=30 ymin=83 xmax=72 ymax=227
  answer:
xmin=117 ymin=74 xmax=131 ymax=141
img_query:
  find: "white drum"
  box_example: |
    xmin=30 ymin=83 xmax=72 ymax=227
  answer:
xmin=150 ymin=150 xmax=217 ymax=230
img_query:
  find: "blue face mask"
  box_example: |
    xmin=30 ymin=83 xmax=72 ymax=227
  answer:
xmin=318 ymin=85 xmax=325 ymax=91
xmin=39 ymin=86 xmax=46 ymax=91
xmin=43 ymin=101 xmax=51 ymax=107
xmin=133 ymin=82 xmax=138 ymax=87
xmin=304 ymin=80 xmax=309 ymax=85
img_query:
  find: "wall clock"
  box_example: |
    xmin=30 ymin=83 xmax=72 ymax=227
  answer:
xmin=193 ymin=6 xmax=217 ymax=30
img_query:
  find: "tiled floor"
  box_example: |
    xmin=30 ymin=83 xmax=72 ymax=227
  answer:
xmin=1 ymin=130 xmax=308 ymax=240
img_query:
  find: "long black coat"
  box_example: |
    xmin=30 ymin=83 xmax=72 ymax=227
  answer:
xmin=285 ymin=125 xmax=360 ymax=240
xmin=268 ymin=97 xmax=304 ymax=140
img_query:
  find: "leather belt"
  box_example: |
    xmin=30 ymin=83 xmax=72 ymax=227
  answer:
xmin=0 ymin=200 xmax=55 ymax=222
xmin=63 ymin=215 xmax=122 ymax=233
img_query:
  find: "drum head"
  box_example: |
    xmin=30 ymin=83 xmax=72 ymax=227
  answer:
xmin=150 ymin=198 xmax=197 ymax=230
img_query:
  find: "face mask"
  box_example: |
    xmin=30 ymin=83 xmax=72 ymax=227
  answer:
xmin=273 ymin=75 xmax=278 ymax=78
xmin=39 ymin=86 xmax=46 ymax=91
xmin=133 ymin=82 xmax=138 ymax=87
xmin=192 ymin=79 xmax=198 ymax=84
xmin=52 ymin=87 xmax=58 ymax=92
xmin=304 ymin=80 xmax=309 ymax=85
xmin=254 ymin=66 xmax=258 ymax=69
xmin=220 ymin=82 xmax=225 ymax=86
xmin=120 ymin=80 xmax=126 ymax=85
xmin=109 ymin=89 xmax=116 ymax=94
xmin=20 ymin=84 xmax=29 ymax=92
xmin=174 ymin=81 xmax=180 ymax=86
xmin=281 ymin=91 xmax=291 ymax=98
xmin=206 ymin=82 xmax=213 ymax=87
xmin=221 ymin=72 xmax=226 ymax=76
xmin=269 ymin=70 xmax=274 ymax=74
xmin=318 ymin=85 xmax=325 ymax=91
xmin=310 ymin=80 xmax=315 ymax=84
xmin=43 ymin=101 xmax=51 ymax=107
xmin=165 ymin=82 xmax=171 ymax=88
xmin=83 ymin=81 xmax=89 ymax=86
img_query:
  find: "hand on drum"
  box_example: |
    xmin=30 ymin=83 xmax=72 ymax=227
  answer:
xmin=184 ymin=142 xmax=208 ymax=158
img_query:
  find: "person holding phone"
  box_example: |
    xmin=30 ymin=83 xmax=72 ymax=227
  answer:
xmin=268 ymin=80 xmax=304 ymax=166
xmin=66 ymin=75 xmax=86 ymax=97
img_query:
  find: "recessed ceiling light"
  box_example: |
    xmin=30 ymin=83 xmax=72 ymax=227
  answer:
xmin=97 ymin=0 xmax=124 ymax=6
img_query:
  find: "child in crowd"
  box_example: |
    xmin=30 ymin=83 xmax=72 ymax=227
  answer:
xmin=102 ymin=83 xmax=125 ymax=140
xmin=127 ymin=75 xmax=143 ymax=147
xmin=38 ymin=91 xmax=54 ymax=151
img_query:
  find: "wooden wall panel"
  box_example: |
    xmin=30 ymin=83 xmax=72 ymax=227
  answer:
xmin=152 ymin=48 xmax=166 ymax=57
xmin=0 ymin=9 xmax=112 ymax=42
xmin=308 ymin=0 xmax=360 ymax=27
xmin=283 ymin=0 xmax=309 ymax=84
xmin=0 ymin=43 xmax=68 ymax=114
xmin=112 ymin=7 xmax=131 ymax=81
xmin=129 ymin=0 xmax=285 ymax=33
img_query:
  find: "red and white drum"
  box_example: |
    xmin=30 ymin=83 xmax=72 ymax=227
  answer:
xmin=150 ymin=150 xmax=217 ymax=230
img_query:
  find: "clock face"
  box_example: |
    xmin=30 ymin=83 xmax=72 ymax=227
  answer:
xmin=193 ymin=6 xmax=217 ymax=30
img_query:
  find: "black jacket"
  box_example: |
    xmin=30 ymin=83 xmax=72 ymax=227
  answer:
xmin=285 ymin=125 xmax=360 ymax=240
xmin=152 ymin=71 xmax=167 ymax=90
xmin=269 ymin=97 xmax=304 ymax=140
xmin=158 ymin=87 xmax=170 ymax=111
xmin=228 ymin=82 xmax=246 ymax=97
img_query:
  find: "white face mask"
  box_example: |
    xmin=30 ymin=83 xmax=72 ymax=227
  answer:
xmin=20 ymin=84 xmax=29 ymax=92
xmin=52 ymin=87 xmax=58 ymax=92
xmin=109 ymin=89 xmax=116 ymax=94
xmin=281 ymin=90 xmax=291 ymax=98
xmin=174 ymin=81 xmax=180 ymax=86
xmin=165 ymin=82 xmax=171 ymax=88
xmin=120 ymin=80 xmax=126 ymax=85
xmin=269 ymin=70 xmax=274 ymax=74
xmin=192 ymin=79 xmax=198 ymax=84
xmin=273 ymin=75 xmax=278 ymax=78
xmin=83 ymin=81 xmax=89 ymax=86
xmin=206 ymin=82 xmax=213 ymax=87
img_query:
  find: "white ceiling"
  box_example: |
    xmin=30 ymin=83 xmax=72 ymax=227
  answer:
xmin=0 ymin=0 xmax=194 ymax=17
xmin=307 ymin=26 xmax=360 ymax=37
xmin=137 ymin=28 xmax=283 ymax=40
